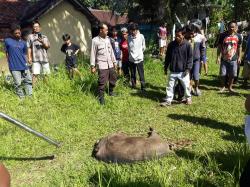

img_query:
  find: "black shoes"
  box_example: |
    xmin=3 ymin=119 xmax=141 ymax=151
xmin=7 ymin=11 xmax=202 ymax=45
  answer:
xmin=109 ymin=91 xmax=117 ymax=97
xmin=99 ymin=97 xmax=105 ymax=105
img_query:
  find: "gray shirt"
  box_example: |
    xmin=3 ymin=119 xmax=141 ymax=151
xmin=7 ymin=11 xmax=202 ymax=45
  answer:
xmin=90 ymin=36 xmax=116 ymax=70
xmin=128 ymin=33 xmax=146 ymax=63
xmin=27 ymin=33 xmax=50 ymax=63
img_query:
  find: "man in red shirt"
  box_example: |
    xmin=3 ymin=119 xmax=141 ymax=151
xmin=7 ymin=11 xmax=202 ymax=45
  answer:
xmin=217 ymin=21 xmax=242 ymax=93
xmin=120 ymin=27 xmax=130 ymax=83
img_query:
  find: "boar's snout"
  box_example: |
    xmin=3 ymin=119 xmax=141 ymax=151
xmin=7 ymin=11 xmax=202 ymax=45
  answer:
xmin=92 ymin=140 xmax=101 ymax=157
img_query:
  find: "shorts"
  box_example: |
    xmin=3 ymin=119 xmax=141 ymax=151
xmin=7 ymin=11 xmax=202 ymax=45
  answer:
xmin=191 ymin=59 xmax=201 ymax=81
xmin=32 ymin=62 xmax=50 ymax=75
xmin=159 ymin=39 xmax=167 ymax=48
xmin=220 ymin=60 xmax=237 ymax=77
xmin=242 ymin=60 xmax=250 ymax=79
xmin=66 ymin=61 xmax=77 ymax=70
xmin=202 ymin=56 xmax=208 ymax=64
xmin=114 ymin=60 xmax=122 ymax=68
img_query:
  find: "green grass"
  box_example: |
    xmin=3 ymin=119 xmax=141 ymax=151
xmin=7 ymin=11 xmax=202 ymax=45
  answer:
xmin=0 ymin=51 xmax=4 ymax=59
xmin=0 ymin=49 xmax=249 ymax=186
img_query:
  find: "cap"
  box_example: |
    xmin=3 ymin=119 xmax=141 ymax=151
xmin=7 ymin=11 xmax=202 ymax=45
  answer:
xmin=121 ymin=27 xmax=128 ymax=33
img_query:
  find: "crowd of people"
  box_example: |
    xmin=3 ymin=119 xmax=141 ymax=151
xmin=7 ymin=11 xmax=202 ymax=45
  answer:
xmin=2 ymin=19 xmax=250 ymax=106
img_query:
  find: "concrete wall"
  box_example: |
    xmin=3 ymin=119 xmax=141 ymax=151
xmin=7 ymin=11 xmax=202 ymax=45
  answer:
xmin=39 ymin=0 xmax=92 ymax=65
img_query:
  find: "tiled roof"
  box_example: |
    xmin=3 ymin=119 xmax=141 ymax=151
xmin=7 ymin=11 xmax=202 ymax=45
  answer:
xmin=0 ymin=0 xmax=30 ymax=28
xmin=90 ymin=9 xmax=128 ymax=26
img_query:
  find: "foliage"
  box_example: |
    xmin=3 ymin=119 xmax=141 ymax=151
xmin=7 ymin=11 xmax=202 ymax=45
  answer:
xmin=0 ymin=43 xmax=4 ymax=59
xmin=82 ymin=0 xmax=250 ymax=25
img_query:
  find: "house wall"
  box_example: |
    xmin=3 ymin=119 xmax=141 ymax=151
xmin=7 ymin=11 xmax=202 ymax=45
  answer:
xmin=39 ymin=0 xmax=92 ymax=65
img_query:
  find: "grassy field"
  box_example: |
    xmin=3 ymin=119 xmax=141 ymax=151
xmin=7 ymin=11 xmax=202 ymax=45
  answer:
xmin=0 ymin=49 xmax=249 ymax=187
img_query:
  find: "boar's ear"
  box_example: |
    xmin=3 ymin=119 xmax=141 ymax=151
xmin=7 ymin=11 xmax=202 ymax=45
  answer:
xmin=94 ymin=139 xmax=100 ymax=147
xmin=148 ymin=127 xmax=155 ymax=137
xmin=169 ymin=143 xmax=176 ymax=150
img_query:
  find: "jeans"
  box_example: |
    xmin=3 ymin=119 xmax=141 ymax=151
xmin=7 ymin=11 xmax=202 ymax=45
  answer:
xmin=191 ymin=59 xmax=201 ymax=81
xmin=220 ymin=60 xmax=237 ymax=77
xmin=129 ymin=61 xmax=145 ymax=89
xmin=165 ymin=72 xmax=191 ymax=102
xmin=122 ymin=61 xmax=130 ymax=81
xmin=11 ymin=70 xmax=32 ymax=98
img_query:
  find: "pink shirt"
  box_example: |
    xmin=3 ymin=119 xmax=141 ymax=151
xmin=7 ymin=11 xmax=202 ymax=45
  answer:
xmin=159 ymin=27 xmax=167 ymax=40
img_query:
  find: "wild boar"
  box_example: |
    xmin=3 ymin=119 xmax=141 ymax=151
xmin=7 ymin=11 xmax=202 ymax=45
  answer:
xmin=92 ymin=128 xmax=190 ymax=163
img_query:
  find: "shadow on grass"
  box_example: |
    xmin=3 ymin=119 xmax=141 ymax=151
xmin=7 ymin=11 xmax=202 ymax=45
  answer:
xmin=168 ymin=114 xmax=244 ymax=142
xmin=176 ymin=145 xmax=250 ymax=185
xmin=0 ymin=155 xmax=55 ymax=161
xmin=194 ymin=179 xmax=217 ymax=187
xmin=130 ymin=89 xmax=165 ymax=102
xmin=199 ymin=78 xmax=220 ymax=91
xmin=145 ymin=82 xmax=166 ymax=92
xmin=89 ymin=170 xmax=162 ymax=187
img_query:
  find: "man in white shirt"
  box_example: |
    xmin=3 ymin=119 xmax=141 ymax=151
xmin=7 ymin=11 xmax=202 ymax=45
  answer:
xmin=128 ymin=23 xmax=146 ymax=91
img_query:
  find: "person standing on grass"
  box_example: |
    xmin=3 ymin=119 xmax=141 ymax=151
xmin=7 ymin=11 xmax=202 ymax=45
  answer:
xmin=110 ymin=27 xmax=122 ymax=76
xmin=27 ymin=21 xmax=50 ymax=86
xmin=120 ymin=27 xmax=130 ymax=83
xmin=160 ymin=28 xmax=193 ymax=107
xmin=187 ymin=24 xmax=206 ymax=96
xmin=200 ymin=29 xmax=208 ymax=76
xmin=128 ymin=23 xmax=146 ymax=91
xmin=61 ymin=34 xmax=82 ymax=80
xmin=242 ymin=33 xmax=250 ymax=87
xmin=217 ymin=21 xmax=242 ymax=93
xmin=90 ymin=23 xmax=117 ymax=105
xmin=4 ymin=24 xmax=32 ymax=98
xmin=158 ymin=22 xmax=168 ymax=57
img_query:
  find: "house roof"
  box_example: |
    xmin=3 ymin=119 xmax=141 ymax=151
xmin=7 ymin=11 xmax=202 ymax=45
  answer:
xmin=0 ymin=0 xmax=98 ymax=28
xmin=21 ymin=0 xmax=98 ymax=26
xmin=89 ymin=9 xmax=128 ymax=27
xmin=0 ymin=0 xmax=28 ymax=28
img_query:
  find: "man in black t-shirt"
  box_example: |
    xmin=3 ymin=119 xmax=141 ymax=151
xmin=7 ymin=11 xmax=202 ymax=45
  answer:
xmin=217 ymin=21 xmax=242 ymax=93
xmin=61 ymin=34 xmax=82 ymax=79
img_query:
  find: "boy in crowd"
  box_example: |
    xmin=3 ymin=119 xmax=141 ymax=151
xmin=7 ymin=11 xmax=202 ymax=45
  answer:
xmin=186 ymin=24 xmax=206 ymax=96
xmin=160 ymin=28 xmax=193 ymax=106
xmin=110 ymin=27 xmax=122 ymax=76
xmin=4 ymin=24 xmax=32 ymax=98
xmin=90 ymin=23 xmax=117 ymax=105
xmin=61 ymin=34 xmax=82 ymax=79
xmin=217 ymin=21 xmax=242 ymax=93
xmin=128 ymin=23 xmax=146 ymax=91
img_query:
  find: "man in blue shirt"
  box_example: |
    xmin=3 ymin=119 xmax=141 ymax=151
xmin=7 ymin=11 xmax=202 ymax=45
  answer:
xmin=4 ymin=24 xmax=32 ymax=98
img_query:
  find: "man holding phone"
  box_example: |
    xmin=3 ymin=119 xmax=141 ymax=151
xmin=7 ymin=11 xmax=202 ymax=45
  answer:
xmin=27 ymin=21 xmax=50 ymax=86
